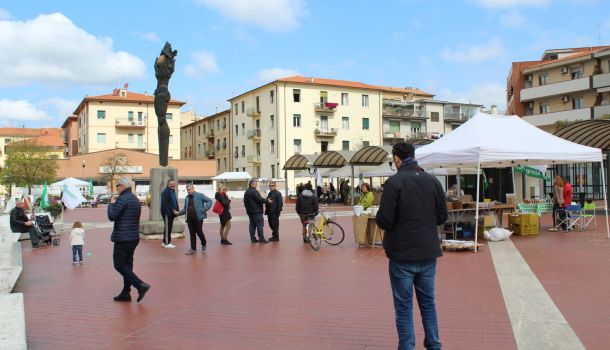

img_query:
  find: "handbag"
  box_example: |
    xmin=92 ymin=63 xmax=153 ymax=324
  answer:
xmin=212 ymin=200 xmax=224 ymax=215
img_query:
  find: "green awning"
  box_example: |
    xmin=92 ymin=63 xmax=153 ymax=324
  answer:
xmin=514 ymin=165 xmax=551 ymax=181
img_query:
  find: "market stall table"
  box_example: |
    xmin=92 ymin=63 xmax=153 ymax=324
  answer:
xmin=352 ymin=215 xmax=383 ymax=247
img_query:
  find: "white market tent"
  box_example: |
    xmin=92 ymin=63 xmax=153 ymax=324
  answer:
xmin=212 ymin=172 xmax=252 ymax=181
xmin=415 ymin=112 xmax=609 ymax=250
xmin=51 ymin=177 xmax=90 ymax=188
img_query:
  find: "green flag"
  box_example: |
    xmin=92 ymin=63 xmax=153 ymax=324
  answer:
xmin=514 ymin=165 xmax=552 ymax=181
xmin=89 ymin=179 xmax=94 ymax=196
xmin=39 ymin=182 xmax=48 ymax=210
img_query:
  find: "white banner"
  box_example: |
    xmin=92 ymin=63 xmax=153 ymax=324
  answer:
xmin=99 ymin=166 xmax=143 ymax=174
xmin=62 ymin=185 xmax=87 ymax=210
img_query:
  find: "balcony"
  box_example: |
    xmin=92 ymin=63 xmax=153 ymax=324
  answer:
xmin=593 ymin=72 xmax=610 ymax=90
xmin=404 ymin=132 xmax=432 ymax=140
xmin=206 ymin=129 xmax=215 ymax=140
xmin=522 ymin=108 xmax=592 ymax=127
xmin=247 ymin=108 xmax=261 ymax=118
xmin=314 ymin=128 xmax=338 ymax=138
xmin=382 ymin=107 xmax=425 ymax=119
xmin=205 ymin=150 xmax=216 ymax=159
xmin=314 ymin=102 xmax=338 ymax=113
xmin=247 ymin=128 xmax=261 ymax=140
xmin=115 ymin=142 xmax=145 ymax=150
xmin=115 ymin=118 xmax=146 ymax=128
xmin=443 ymin=112 xmax=470 ymax=124
xmin=594 ymin=104 xmax=610 ymax=118
xmin=247 ymin=155 xmax=262 ymax=163
xmin=521 ymin=76 xmax=591 ymax=101
xmin=383 ymin=131 xmax=402 ymax=140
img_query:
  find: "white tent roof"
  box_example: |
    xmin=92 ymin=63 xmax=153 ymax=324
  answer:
xmin=415 ymin=113 xmax=603 ymax=168
xmin=51 ymin=177 xmax=90 ymax=188
xmin=212 ymin=172 xmax=252 ymax=181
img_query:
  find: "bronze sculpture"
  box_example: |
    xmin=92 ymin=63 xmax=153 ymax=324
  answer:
xmin=154 ymin=42 xmax=177 ymax=167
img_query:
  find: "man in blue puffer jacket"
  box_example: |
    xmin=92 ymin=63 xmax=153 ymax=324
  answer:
xmin=178 ymin=184 xmax=212 ymax=255
xmin=108 ymin=177 xmax=150 ymax=303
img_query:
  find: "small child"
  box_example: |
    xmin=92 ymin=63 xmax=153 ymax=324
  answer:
xmin=70 ymin=221 xmax=85 ymax=265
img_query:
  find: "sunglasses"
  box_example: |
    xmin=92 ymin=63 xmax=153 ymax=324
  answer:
xmin=116 ymin=184 xmax=124 ymax=188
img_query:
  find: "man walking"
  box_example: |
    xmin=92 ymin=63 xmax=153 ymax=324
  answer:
xmin=160 ymin=179 xmax=179 ymax=248
xmin=108 ymin=177 xmax=150 ymax=303
xmin=375 ymin=142 xmax=447 ymax=350
xmin=10 ymin=199 xmax=43 ymax=248
xmin=265 ymin=182 xmax=283 ymax=242
xmin=244 ymin=179 xmax=271 ymax=243
xmin=177 ymin=184 xmax=213 ymax=254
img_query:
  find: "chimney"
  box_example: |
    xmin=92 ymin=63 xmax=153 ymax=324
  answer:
xmin=491 ymin=105 xmax=498 ymax=114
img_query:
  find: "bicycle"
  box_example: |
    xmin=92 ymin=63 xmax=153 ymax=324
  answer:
xmin=304 ymin=205 xmax=345 ymax=251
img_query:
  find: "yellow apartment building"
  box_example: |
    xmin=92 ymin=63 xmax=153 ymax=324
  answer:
xmin=72 ymin=87 xmax=186 ymax=158
xmin=0 ymin=128 xmax=62 ymax=168
xmin=181 ymin=109 xmax=232 ymax=174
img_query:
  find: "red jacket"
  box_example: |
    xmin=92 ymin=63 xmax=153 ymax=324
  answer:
xmin=563 ymin=182 xmax=572 ymax=208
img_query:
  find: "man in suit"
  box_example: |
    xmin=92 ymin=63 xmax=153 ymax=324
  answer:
xmin=160 ymin=179 xmax=179 ymax=248
xmin=265 ymin=182 xmax=283 ymax=242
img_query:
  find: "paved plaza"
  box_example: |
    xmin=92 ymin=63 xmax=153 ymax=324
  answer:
xmin=13 ymin=202 xmax=610 ymax=349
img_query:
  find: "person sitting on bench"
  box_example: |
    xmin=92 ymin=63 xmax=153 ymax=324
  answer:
xmin=10 ymin=199 xmax=43 ymax=248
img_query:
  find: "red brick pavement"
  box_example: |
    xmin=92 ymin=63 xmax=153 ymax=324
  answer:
xmin=16 ymin=209 xmax=516 ymax=349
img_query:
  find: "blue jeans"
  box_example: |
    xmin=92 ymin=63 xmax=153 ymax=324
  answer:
xmin=248 ymin=213 xmax=265 ymax=241
xmin=389 ymin=258 xmax=441 ymax=350
xmin=72 ymin=245 xmax=83 ymax=262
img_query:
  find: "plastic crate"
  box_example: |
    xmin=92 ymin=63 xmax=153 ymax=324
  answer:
xmin=510 ymin=222 xmax=539 ymax=235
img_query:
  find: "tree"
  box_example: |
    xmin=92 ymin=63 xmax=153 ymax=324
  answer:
xmin=0 ymin=143 xmax=58 ymax=193
xmin=99 ymin=152 xmax=130 ymax=190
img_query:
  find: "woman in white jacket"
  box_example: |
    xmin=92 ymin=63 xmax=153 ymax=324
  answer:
xmin=70 ymin=221 xmax=85 ymax=264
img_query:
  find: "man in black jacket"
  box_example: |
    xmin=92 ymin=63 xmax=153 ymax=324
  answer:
xmin=296 ymin=183 xmax=318 ymax=243
xmin=265 ymin=182 xmax=283 ymax=242
xmin=10 ymin=199 xmax=42 ymax=248
xmin=375 ymin=142 xmax=447 ymax=350
xmin=243 ymin=179 xmax=271 ymax=243
xmin=160 ymin=179 xmax=179 ymax=248
xmin=108 ymin=177 xmax=150 ymax=303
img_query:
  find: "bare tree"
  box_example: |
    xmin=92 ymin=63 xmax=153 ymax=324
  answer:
xmin=99 ymin=152 xmax=130 ymax=191
xmin=1 ymin=142 xmax=58 ymax=193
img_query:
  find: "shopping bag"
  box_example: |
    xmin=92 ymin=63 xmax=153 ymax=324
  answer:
xmin=212 ymin=200 xmax=224 ymax=215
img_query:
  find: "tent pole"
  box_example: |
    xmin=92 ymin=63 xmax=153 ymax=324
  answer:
xmin=600 ymin=160 xmax=610 ymax=239
xmin=511 ymin=167 xmax=516 ymax=199
xmin=474 ymin=160 xmax=481 ymax=253
xmin=350 ymin=165 xmax=355 ymax=206
xmin=457 ymin=168 xmax=462 ymax=199
xmin=285 ymin=169 xmax=288 ymax=197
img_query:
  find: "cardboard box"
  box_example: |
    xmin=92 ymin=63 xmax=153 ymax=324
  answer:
xmin=447 ymin=202 xmax=454 ymax=210
xmin=352 ymin=215 xmax=369 ymax=244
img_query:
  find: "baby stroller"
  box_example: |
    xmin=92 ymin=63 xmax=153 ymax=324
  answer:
xmin=34 ymin=214 xmax=60 ymax=246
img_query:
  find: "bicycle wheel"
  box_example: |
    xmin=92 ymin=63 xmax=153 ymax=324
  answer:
xmin=323 ymin=221 xmax=345 ymax=245
xmin=307 ymin=222 xmax=321 ymax=251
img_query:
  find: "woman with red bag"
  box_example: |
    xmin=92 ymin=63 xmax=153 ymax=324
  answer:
xmin=215 ymin=185 xmax=232 ymax=245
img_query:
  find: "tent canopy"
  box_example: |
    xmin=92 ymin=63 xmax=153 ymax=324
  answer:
xmin=212 ymin=172 xmax=252 ymax=181
xmin=349 ymin=146 xmax=392 ymax=165
xmin=313 ymin=151 xmax=354 ymax=168
xmin=283 ymin=154 xmax=317 ymax=170
xmin=553 ymin=119 xmax=610 ymax=150
xmin=415 ymin=113 xmax=603 ymax=168
xmin=51 ymin=177 xmax=90 ymax=188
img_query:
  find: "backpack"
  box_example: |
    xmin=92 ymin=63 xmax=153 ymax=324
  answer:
xmin=212 ymin=200 xmax=224 ymax=215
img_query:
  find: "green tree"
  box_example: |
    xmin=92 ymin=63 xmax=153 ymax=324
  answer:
xmin=1 ymin=143 xmax=58 ymax=193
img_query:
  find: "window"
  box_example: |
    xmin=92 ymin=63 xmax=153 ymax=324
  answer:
xmin=293 ymin=114 xmax=301 ymax=127
xmin=362 ymin=94 xmax=369 ymax=107
xmin=271 ymin=140 xmax=275 ymax=153
xmin=573 ymin=96 xmax=584 ymax=109
xmin=539 ymin=74 xmax=549 ymax=86
xmin=236 ymin=168 xmax=239 ymax=172
xmin=235 ymin=125 xmax=239 ymax=135
xmin=255 ymin=119 xmax=260 ymax=129
xmin=241 ymin=101 xmax=245 ymax=113
xmin=342 ymin=141 xmax=349 ymax=151
xmin=342 ymin=117 xmax=349 ymax=130
xmin=362 ymin=141 xmax=370 ymax=147
xmin=223 ymin=118 xmax=227 ymax=129
xmin=270 ymin=90 xmax=274 ymax=104
xmin=169 ymin=135 xmax=173 ymax=144
xmin=223 ymin=138 xmax=227 ymax=149
xmin=234 ymin=103 xmax=238 ymax=115
xmin=321 ymin=141 xmax=328 ymax=152
xmin=97 ymin=110 xmax=106 ymax=120
xmin=198 ymin=125 xmax=201 ymax=136
xmin=256 ymin=96 xmax=260 ymax=112
xmin=4 ymin=138 xmax=11 ymax=144
xmin=243 ymin=167 xmax=246 ymax=172
xmin=241 ymin=123 xmax=245 ymax=135
xmin=128 ymin=133 xmax=134 ymax=143
xmin=431 ymin=112 xmax=439 ymax=122
xmin=320 ymin=116 xmax=328 ymax=132
xmin=411 ymin=122 xmax=421 ymax=134
xmin=241 ymin=145 xmax=246 ymax=157
xmin=294 ymin=139 xmax=302 ymax=153
xmin=362 ymin=118 xmax=370 ymax=130
xmin=539 ymin=102 xmax=550 ymax=114
xmin=217 ymin=159 xmax=220 ymax=169
xmin=389 ymin=120 xmax=400 ymax=133
xmin=341 ymin=93 xmax=349 ymax=106
xmin=571 ymin=65 xmax=583 ymax=79
xmin=166 ymin=113 xmax=173 ymax=120
xmin=224 ymin=158 xmax=227 ymax=168
xmin=138 ymin=111 xmax=143 ymax=122
xmin=270 ymin=115 xmax=275 ymax=128
xmin=293 ymin=89 xmax=301 ymax=102
xmin=96 ymin=133 xmax=106 ymax=143
xmin=235 ymin=146 xmax=239 ymax=158
xmin=320 ymin=91 xmax=328 ymax=105
xmin=271 ymin=165 xmax=275 ymax=178
xmin=127 ymin=111 xmax=134 ymax=120
xmin=216 ymin=120 xmax=220 ymax=129
xmin=198 ymin=144 xmax=201 ymax=155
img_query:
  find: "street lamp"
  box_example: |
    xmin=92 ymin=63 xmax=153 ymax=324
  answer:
xmin=82 ymin=160 xmax=86 ymax=178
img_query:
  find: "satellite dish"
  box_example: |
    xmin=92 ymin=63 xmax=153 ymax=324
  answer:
xmin=124 ymin=83 xmax=129 ymax=89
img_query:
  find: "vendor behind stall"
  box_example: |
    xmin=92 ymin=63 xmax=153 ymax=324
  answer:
xmin=357 ymin=183 xmax=374 ymax=209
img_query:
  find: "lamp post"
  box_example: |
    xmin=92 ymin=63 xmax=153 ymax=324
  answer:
xmin=82 ymin=160 xmax=86 ymax=178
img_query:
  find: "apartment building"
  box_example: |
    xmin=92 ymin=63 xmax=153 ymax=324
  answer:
xmin=181 ymin=109 xmax=232 ymax=174
xmin=507 ymin=46 xmax=610 ymax=132
xmin=61 ymin=115 xmax=78 ymax=158
xmin=0 ymin=128 xmax=62 ymax=168
xmin=71 ymin=87 xmax=186 ymax=158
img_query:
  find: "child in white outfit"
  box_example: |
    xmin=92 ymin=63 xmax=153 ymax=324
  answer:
xmin=70 ymin=221 xmax=85 ymax=264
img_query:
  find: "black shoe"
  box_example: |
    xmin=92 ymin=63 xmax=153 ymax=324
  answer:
xmin=221 ymin=240 xmax=233 ymax=245
xmin=258 ymin=238 xmax=269 ymax=244
xmin=303 ymin=237 xmax=310 ymax=243
xmin=251 ymin=239 xmax=258 ymax=243
xmin=269 ymin=237 xmax=279 ymax=242
xmin=113 ymin=293 xmax=132 ymax=302
xmin=137 ymin=283 xmax=151 ymax=303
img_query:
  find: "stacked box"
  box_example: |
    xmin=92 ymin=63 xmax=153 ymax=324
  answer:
xmin=508 ymin=213 xmax=539 ymax=235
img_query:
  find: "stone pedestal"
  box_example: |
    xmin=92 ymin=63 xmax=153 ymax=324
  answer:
xmin=139 ymin=167 xmax=185 ymax=240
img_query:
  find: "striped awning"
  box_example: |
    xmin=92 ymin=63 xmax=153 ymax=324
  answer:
xmin=282 ymin=154 xmax=317 ymax=170
xmin=349 ymin=146 xmax=392 ymax=165
xmin=553 ymin=119 xmax=610 ymax=150
xmin=312 ymin=151 xmax=353 ymax=168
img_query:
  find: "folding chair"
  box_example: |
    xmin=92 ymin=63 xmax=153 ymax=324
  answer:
xmin=554 ymin=204 xmax=583 ymax=231
xmin=581 ymin=202 xmax=597 ymax=230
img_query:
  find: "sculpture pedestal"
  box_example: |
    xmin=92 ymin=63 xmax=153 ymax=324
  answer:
xmin=139 ymin=167 xmax=185 ymax=240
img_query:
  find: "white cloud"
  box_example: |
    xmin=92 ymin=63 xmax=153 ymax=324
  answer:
xmin=39 ymin=97 xmax=79 ymax=118
xmin=442 ymin=38 xmax=506 ymax=63
xmin=436 ymin=83 xmax=507 ymax=111
xmin=138 ymin=31 xmax=160 ymax=42
xmin=470 ymin=0 xmax=549 ymax=8
xmin=250 ymin=68 xmax=300 ymax=85
xmin=184 ymin=50 xmax=220 ymax=78
xmin=500 ymin=10 xmax=526 ymax=27
xmin=0 ymin=13 xmax=146 ymax=87
xmin=0 ymin=8 xmax=10 ymax=20
xmin=195 ymin=0 xmax=307 ymax=32
xmin=0 ymin=99 xmax=49 ymax=121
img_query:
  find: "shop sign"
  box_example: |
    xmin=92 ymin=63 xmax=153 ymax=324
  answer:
xmin=514 ymin=165 xmax=551 ymax=181
xmin=99 ymin=166 xmax=143 ymax=174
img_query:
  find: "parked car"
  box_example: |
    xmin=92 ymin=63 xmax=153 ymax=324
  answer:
xmin=136 ymin=192 xmax=148 ymax=205
xmin=95 ymin=194 xmax=112 ymax=205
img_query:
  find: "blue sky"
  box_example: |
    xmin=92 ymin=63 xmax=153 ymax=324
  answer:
xmin=1 ymin=0 xmax=609 ymax=128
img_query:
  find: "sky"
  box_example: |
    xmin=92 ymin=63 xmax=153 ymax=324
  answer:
xmin=0 ymin=0 xmax=609 ymax=128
